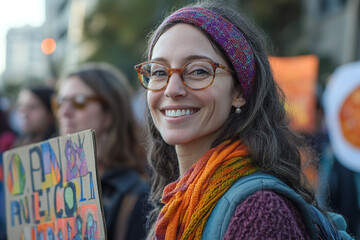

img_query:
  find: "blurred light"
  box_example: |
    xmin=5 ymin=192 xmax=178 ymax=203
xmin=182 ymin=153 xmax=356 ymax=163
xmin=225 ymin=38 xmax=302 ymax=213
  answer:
xmin=41 ymin=38 xmax=56 ymax=55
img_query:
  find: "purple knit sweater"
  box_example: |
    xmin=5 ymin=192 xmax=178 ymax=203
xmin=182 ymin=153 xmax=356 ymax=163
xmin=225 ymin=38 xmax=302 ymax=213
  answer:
xmin=223 ymin=190 xmax=311 ymax=240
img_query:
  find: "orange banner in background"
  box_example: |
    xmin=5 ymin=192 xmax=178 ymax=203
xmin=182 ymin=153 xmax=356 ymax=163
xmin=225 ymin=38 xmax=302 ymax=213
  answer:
xmin=269 ymin=55 xmax=319 ymax=134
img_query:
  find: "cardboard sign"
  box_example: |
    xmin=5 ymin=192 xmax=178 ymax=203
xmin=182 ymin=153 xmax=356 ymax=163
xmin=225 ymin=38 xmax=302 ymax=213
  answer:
xmin=269 ymin=55 xmax=319 ymax=134
xmin=323 ymin=61 xmax=360 ymax=171
xmin=3 ymin=130 xmax=106 ymax=239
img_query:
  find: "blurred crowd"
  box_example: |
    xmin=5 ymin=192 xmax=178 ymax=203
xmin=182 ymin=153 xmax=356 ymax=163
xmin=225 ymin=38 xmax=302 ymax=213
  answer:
xmin=1 ymin=39 xmax=360 ymax=240
xmin=0 ymin=63 xmax=150 ymax=240
xmin=1 ymin=59 xmax=359 ymax=239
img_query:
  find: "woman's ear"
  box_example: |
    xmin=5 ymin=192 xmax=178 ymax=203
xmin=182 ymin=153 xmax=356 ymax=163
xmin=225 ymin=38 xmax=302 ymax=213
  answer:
xmin=232 ymin=86 xmax=246 ymax=108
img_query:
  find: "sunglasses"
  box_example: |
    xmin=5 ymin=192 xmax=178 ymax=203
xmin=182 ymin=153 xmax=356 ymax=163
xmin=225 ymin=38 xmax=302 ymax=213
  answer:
xmin=51 ymin=94 xmax=106 ymax=112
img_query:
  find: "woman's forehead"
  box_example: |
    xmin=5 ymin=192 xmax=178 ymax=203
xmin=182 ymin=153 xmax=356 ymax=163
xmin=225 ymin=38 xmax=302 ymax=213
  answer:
xmin=59 ymin=76 xmax=94 ymax=96
xmin=152 ymin=23 xmax=226 ymax=65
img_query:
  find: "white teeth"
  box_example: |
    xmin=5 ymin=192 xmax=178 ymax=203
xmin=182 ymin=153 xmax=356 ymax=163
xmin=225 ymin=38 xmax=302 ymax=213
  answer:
xmin=165 ymin=109 xmax=195 ymax=117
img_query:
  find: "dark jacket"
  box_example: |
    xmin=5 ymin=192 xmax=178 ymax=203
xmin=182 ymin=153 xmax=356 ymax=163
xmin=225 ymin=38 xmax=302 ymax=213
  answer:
xmin=101 ymin=168 xmax=150 ymax=240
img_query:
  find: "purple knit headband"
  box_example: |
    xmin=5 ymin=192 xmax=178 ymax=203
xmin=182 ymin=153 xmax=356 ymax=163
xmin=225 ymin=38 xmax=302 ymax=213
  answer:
xmin=149 ymin=7 xmax=256 ymax=100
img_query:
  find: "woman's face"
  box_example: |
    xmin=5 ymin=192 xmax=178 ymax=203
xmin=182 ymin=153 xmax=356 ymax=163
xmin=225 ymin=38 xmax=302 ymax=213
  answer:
xmin=56 ymin=76 xmax=112 ymax=137
xmin=17 ymin=89 xmax=53 ymax=135
xmin=148 ymin=23 xmax=245 ymax=148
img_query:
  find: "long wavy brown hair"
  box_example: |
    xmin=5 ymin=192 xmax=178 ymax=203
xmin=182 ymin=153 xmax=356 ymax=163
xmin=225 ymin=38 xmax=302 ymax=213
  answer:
xmin=60 ymin=62 xmax=146 ymax=175
xmin=143 ymin=1 xmax=316 ymax=238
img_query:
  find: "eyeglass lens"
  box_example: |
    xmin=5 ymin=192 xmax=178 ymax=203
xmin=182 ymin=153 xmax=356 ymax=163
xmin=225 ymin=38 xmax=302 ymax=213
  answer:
xmin=53 ymin=95 xmax=99 ymax=111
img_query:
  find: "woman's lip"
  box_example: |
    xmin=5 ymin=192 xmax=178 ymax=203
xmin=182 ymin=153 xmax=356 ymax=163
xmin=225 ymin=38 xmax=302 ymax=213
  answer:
xmin=160 ymin=105 xmax=199 ymax=111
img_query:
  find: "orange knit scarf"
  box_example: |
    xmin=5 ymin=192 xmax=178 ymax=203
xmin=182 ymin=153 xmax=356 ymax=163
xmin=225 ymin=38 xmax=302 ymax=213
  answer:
xmin=154 ymin=140 xmax=258 ymax=240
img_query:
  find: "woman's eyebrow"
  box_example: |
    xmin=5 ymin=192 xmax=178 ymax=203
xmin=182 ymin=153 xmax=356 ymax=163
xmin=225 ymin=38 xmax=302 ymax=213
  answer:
xmin=183 ymin=55 xmax=211 ymax=62
xmin=151 ymin=55 xmax=211 ymax=65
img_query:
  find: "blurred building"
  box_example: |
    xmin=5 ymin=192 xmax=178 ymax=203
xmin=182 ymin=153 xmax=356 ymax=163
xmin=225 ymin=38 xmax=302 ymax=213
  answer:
xmin=44 ymin=0 xmax=98 ymax=76
xmin=44 ymin=0 xmax=72 ymax=77
xmin=3 ymin=26 xmax=49 ymax=85
xmin=45 ymin=0 xmax=87 ymax=75
xmin=2 ymin=0 xmax=97 ymax=88
xmin=302 ymin=0 xmax=359 ymax=65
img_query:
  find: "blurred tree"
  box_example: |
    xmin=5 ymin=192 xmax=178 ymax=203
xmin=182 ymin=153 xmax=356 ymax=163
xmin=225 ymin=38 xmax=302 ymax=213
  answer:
xmin=82 ymin=0 xmax=192 ymax=88
xmin=0 ymin=76 xmax=44 ymax=102
xmin=1 ymin=82 xmax=22 ymax=102
xmin=82 ymin=0 xmax=303 ymax=88
xmin=237 ymin=0 xmax=302 ymax=55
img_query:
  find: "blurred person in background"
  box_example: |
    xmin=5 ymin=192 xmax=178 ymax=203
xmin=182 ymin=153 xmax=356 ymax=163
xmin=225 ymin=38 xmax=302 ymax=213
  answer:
xmin=14 ymin=85 xmax=57 ymax=147
xmin=0 ymin=107 xmax=16 ymax=153
xmin=52 ymin=62 xmax=149 ymax=240
xmin=0 ymin=103 xmax=17 ymax=240
xmin=322 ymin=151 xmax=360 ymax=238
xmin=318 ymin=62 xmax=360 ymax=238
xmin=1 ymin=86 xmax=56 ymax=239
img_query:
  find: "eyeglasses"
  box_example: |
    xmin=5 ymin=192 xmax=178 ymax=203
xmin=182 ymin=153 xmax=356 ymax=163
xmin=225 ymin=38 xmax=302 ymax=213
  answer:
xmin=134 ymin=60 xmax=233 ymax=91
xmin=51 ymin=94 xmax=105 ymax=112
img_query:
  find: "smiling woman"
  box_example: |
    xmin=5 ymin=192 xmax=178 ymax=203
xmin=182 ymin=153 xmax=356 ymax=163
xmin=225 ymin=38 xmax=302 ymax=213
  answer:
xmin=148 ymin=24 xmax=242 ymax=157
xmin=135 ymin=1 xmax=353 ymax=240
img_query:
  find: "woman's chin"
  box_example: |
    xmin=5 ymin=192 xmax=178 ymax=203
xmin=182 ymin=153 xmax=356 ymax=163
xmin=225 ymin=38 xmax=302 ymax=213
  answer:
xmin=162 ymin=136 xmax=187 ymax=146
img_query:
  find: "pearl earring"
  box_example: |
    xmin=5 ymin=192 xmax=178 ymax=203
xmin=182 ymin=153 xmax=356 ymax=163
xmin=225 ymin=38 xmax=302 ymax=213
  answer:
xmin=235 ymin=106 xmax=241 ymax=114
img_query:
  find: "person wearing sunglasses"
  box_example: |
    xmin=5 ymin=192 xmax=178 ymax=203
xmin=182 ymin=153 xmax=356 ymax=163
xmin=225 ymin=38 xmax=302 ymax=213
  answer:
xmin=134 ymin=2 xmax=355 ymax=240
xmin=53 ymin=62 xmax=149 ymax=240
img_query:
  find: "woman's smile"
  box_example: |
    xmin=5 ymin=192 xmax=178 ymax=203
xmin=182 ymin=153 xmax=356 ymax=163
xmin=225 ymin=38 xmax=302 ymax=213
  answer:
xmin=162 ymin=107 xmax=199 ymax=117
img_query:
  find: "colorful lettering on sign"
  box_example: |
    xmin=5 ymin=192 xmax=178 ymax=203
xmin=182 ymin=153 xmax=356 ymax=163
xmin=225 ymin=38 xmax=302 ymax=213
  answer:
xmin=83 ymin=205 xmax=99 ymax=239
xmin=65 ymin=137 xmax=88 ymax=181
xmin=41 ymin=142 xmax=61 ymax=189
xmin=29 ymin=141 xmax=62 ymax=193
xmin=7 ymin=154 xmax=26 ymax=195
xmin=35 ymin=222 xmax=55 ymax=240
xmin=64 ymin=182 xmax=77 ymax=217
xmin=10 ymin=197 xmax=31 ymax=226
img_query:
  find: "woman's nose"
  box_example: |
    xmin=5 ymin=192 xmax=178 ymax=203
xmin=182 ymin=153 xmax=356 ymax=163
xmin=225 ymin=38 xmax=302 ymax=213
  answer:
xmin=58 ymin=100 xmax=74 ymax=117
xmin=164 ymin=72 xmax=187 ymax=98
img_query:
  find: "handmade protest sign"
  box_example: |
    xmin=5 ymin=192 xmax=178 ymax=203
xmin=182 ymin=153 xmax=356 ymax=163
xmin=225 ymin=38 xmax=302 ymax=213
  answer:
xmin=269 ymin=55 xmax=319 ymax=189
xmin=269 ymin=55 xmax=319 ymax=134
xmin=3 ymin=129 xmax=106 ymax=239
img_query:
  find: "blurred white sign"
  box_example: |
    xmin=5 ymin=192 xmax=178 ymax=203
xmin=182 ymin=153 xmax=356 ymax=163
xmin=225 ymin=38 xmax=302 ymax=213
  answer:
xmin=323 ymin=61 xmax=360 ymax=171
